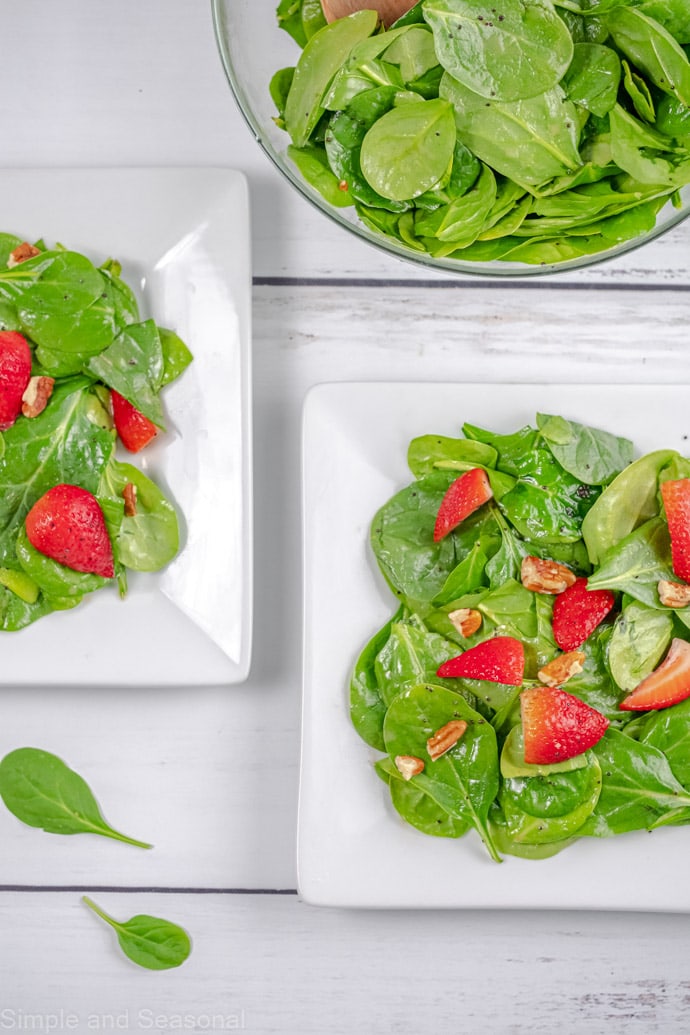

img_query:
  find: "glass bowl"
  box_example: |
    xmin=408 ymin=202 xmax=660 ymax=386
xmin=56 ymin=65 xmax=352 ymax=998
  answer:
xmin=212 ymin=0 xmax=690 ymax=278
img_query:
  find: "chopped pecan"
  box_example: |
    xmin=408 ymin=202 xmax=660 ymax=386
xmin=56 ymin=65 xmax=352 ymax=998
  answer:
xmin=7 ymin=241 xmax=40 ymax=268
xmin=658 ymin=579 xmax=690 ymax=608
xmin=448 ymin=607 xmax=482 ymax=638
xmin=394 ymin=755 xmax=425 ymax=781
xmin=122 ymin=481 xmax=138 ymax=517
xmin=538 ymin=650 xmax=586 ymax=687
xmin=21 ymin=376 xmax=55 ymax=418
xmin=427 ymin=719 xmax=468 ymax=762
xmin=521 ymin=556 xmax=577 ymax=595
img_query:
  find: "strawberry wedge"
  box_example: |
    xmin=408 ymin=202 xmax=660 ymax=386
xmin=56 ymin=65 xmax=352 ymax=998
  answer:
xmin=661 ymin=479 xmax=690 ymax=583
xmin=521 ymin=686 xmax=609 ymax=765
xmin=620 ymin=638 xmax=690 ymax=712
xmin=433 ymin=468 xmax=492 ymax=542
xmin=552 ymin=577 xmax=614 ymax=652
xmin=25 ymin=484 xmax=114 ymax=578
xmin=437 ymin=636 xmax=524 ymax=685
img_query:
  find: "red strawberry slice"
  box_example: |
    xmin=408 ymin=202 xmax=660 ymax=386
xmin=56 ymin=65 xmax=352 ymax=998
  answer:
xmin=433 ymin=468 xmax=492 ymax=542
xmin=521 ymin=686 xmax=609 ymax=764
xmin=0 ymin=331 xmax=31 ymax=431
xmin=25 ymin=484 xmax=114 ymax=578
xmin=552 ymin=577 xmax=614 ymax=652
xmin=620 ymin=638 xmax=690 ymax=711
xmin=661 ymin=479 xmax=690 ymax=583
xmin=437 ymin=636 xmax=524 ymax=685
xmin=111 ymin=390 xmax=158 ymax=453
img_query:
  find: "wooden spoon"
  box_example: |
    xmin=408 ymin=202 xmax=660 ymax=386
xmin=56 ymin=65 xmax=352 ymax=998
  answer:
xmin=320 ymin=0 xmax=417 ymax=29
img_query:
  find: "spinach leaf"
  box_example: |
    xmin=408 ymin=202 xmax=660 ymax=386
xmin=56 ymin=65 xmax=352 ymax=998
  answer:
xmin=607 ymin=598 xmax=673 ymax=692
xmin=374 ymin=614 xmax=464 ymax=704
xmin=587 ymin=516 xmax=674 ymax=606
xmin=15 ymin=525 xmax=108 ymax=600
xmin=351 ymin=609 xmax=402 ymax=751
xmin=440 ymin=73 xmax=581 ymax=185
xmin=584 ymin=729 xmax=690 ymax=835
xmin=605 ymin=7 xmax=690 ymax=106
xmin=0 ymin=748 xmax=151 ymax=847
xmin=499 ymin=756 xmax=602 ymax=844
xmin=407 ymin=434 xmax=497 ymax=477
xmin=86 ymin=319 xmax=165 ymax=429
xmin=639 ymin=698 xmax=690 ymax=789
xmin=536 ymin=412 xmax=633 ymax=485
xmin=582 ymin=449 xmax=678 ymax=564
xmin=82 ymin=897 xmax=191 ymax=970
xmin=462 ymin=422 xmax=538 ymax=476
xmin=424 ymin=0 xmax=574 ymax=102
xmin=383 ymin=682 xmax=501 ymax=860
xmin=376 ymin=756 xmax=468 ymax=837
xmin=563 ymin=42 xmax=621 ymax=117
xmin=159 ymin=327 xmax=193 ymax=387
xmin=100 ymin=460 xmax=179 ymax=573
xmin=285 ymin=10 xmax=379 ymax=147
xmin=498 ymin=447 xmax=599 ymax=544
xmin=288 ymin=143 xmax=356 ymax=207
xmin=360 ymin=98 xmax=457 ymax=201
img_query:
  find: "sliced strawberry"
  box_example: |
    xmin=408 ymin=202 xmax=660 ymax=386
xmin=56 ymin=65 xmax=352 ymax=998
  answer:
xmin=25 ymin=484 xmax=114 ymax=578
xmin=552 ymin=577 xmax=614 ymax=652
xmin=433 ymin=468 xmax=492 ymax=542
xmin=437 ymin=636 xmax=524 ymax=685
xmin=661 ymin=479 xmax=690 ymax=583
xmin=0 ymin=331 xmax=32 ymax=431
xmin=111 ymin=390 xmax=158 ymax=453
xmin=521 ymin=686 xmax=609 ymax=765
xmin=620 ymin=638 xmax=690 ymax=711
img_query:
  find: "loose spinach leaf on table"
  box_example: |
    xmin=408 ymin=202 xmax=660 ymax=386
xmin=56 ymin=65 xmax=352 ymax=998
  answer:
xmin=0 ymin=748 xmax=152 ymax=847
xmin=83 ymin=897 xmax=191 ymax=971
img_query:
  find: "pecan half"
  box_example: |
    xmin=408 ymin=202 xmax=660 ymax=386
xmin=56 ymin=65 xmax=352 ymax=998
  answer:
xmin=448 ymin=607 xmax=482 ymax=638
xmin=658 ymin=579 xmax=690 ymax=608
xmin=394 ymin=755 xmax=425 ymax=781
xmin=427 ymin=719 xmax=468 ymax=762
xmin=123 ymin=482 xmax=138 ymax=517
xmin=21 ymin=376 xmax=55 ymax=418
xmin=538 ymin=650 xmax=586 ymax=687
xmin=7 ymin=241 xmax=40 ymax=268
xmin=521 ymin=556 xmax=577 ymax=595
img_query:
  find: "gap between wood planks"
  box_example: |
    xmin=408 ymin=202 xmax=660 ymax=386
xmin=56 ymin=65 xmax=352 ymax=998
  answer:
xmin=253 ymin=277 xmax=690 ymax=291
xmin=0 ymin=885 xmax=297 ymax=895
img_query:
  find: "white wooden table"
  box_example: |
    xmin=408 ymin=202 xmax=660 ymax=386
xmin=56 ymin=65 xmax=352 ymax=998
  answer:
xmin=1 ymin=3 xmax=690 ymax=1032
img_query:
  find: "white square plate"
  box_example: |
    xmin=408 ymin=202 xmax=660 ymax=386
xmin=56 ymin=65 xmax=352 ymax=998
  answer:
xmin=300 ymin=382 xmax=690 ymax=909
xmin=1 ymin=168 xmax=252 ymax=685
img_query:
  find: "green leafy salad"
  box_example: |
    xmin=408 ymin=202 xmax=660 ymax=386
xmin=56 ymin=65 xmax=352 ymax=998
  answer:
xmin=272 ymin=0 xmax=690 ymax=265
xmin=0 ymin=232 xmax=192 ymax=631
xmin=351 ymin=412 xmax=690 ymax=861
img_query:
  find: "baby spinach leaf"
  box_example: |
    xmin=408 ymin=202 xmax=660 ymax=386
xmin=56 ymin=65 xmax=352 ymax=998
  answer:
xmin=583 ymin=729 xmax=690 ymax=835
xmin=536 ymin=412 xmax=633 ymax=485
xmin=434 ymin=541 xmax=491 ymax=603
xmin=288 ymin=143 xmax=355 ymax=207
xmin=383 ymin=25 xmax=439 ymax=82
xmin=607 ymin=599 xmax=673 ymax=692
xmin=440 ymin=72 xmax=581 ymax=185
xmin=351 ymin=609 xmax=403 ymax=751
xmin=462 ymin=422 xmax=538 ymax=476
xmin=563 ymin=42 xmax=621 ymax=117
xmin=374 ymin=614 xmax=463 ymax=704
xmin=499 ymin=756 xmax=602 ymax=844
xmin=0 ymin=233 xmax=23 ymax=266
xmin=360 ymin=98 xmax=457 ymax=201
xmin=86 ymin=319 xmax=165 ymax=429
xmin=0 ymin=749 xmax=151 ymax=847
xmin=639 ymin=698 xmax=690 ymax=789
xmin=407 ymin=434 xmax=497 ymax=477
xmin=587 ymin=516 xmax=673 ymax=606
xmin=383 ymin=682 xmax=501 ymax=860
xmin=376 ymin=756 xmax=468 ymax=837
xmin=582 ymin=449 xmax=678 ymax=564
xmin=605 ymin=7 xmax=690 ymax=106
xmin=82 ymin=897 xmax=191 ymax=970
xmin=0 ymin=378 xmax=115 ymax=565
xmin=101 ymin=460 xmax=179 ymax=572
xmin=0 ymin=584 xmax=59 ymax=631
xmin=414 ymin=163 xmax=497 ymax=245
xmin=159 ymin=327 xmax=193 ymax=387
xmin=424 ymin=0 xmax=573 ymax=102
xmin=656 ymin=94 xmax=690 ymax=140
xmin=277 ymin=0 xmax=308 ymax=47
xmin=622 ymin=58 xmax=656 ymax=122
xmin=499 ymin=447 xmax=599 ymax=544
xmin=285 ymin=10 xmax=379 ymax=147
xmin=609 ymin=105 xmax=690 ymax=187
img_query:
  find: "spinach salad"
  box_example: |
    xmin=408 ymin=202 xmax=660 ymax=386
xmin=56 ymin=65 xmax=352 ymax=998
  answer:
xmin=351 ymin=412 xmax=690 ymax=861
xmin=0 ymin=232 xmax=192 ymax=631
xmin=273 ymin=0 xmax=690 ymax=265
